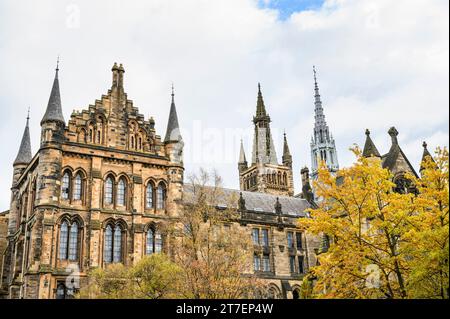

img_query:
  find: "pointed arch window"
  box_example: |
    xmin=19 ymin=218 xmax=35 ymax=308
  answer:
xmin=156 ymin=184 xmax=166 ymax=209
xmin=117 ymin=178 xmax=126 ymax=206
xmin=146 ymin=183 xmax=154 ymax=209
xmin=73 ymin=173 xmax=83 ymax=201
xmin=104 ymin=223 xmax=124 ymax=264
xmin=146 ymin=228 xmax=163 ymax=254
xmin=59 ymin=221 xmax=69 ymax=260
xmin=62 ymin=172 xmax=71 ymax=200
xmin=68 ymin=223 xmax=79 ymax=260
xmin=113 ymin=227 xmax=122 ymax=262
xmin=104 ymin=177 xmax=114 ymax=205
xmin=59 ymin=220 xmax=80 ymax=261
xmin=104 ymin=225 xmax=113 ymax=263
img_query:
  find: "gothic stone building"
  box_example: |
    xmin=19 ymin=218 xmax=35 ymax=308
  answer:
xmin=0 ymin=63 xmax=431 ymax=299
xmin=0 ymin=63 xmax=322 ymax=299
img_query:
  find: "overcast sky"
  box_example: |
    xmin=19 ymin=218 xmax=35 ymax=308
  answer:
xmin=0 ymin=0 xmax=448 ymax=211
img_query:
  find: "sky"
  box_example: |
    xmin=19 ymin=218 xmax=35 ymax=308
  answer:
xmin=0 ymin=0 xmax=448 ymax=211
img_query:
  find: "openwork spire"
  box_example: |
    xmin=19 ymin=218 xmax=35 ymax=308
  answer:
xmin=14 ymin=110 xmax=32 ymax=165
xmin=313 ymin=66 xmax=326 ymax=128
xmin=164 ymin=84 xmax=182 ymax=143
xmin=41 ymin=58 xmax=65 ymax=125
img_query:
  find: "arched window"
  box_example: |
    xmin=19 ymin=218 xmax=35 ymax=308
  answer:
xmin=59 ymin=220 xmax=80 ymax=261
xmin=89 ymin=128 xmax=93 ymax=143
xmin=56 ymin=283 xmax=67 ymax=299
xmin=59 ymin=221 xmax=69 ymax=260
xmin=104 ymin=225 xmax=113 ymax=263
xmin=104 ymin=177 xmax=114 ymax=205
xmin=146 ymin=229 xmax=154 ymax=255
xmin=131 ymin=136 xmax=134 ymax=149
xmin=104 ymin=224 xmax=124 ymax=264
xmin=62 ymin=172 xmax=71 ymax=200
xmin=293 ymin=288 xmax=301 ymax=299
xmin=68 ymin=222 xmax=79 ymax=261
xmin=146 ymin=228 xmax=163 ymax=254
xmin=267 ymin=287 xmax=280 ymax=299
xmin=97 ymin=130 xmax=101 ymax=144
xmin=117 ymin=178 xmax=126 ymax=206
xmin=155 ymin=231 xmax=162 ymax=253
xmin=146 ymin=183 xmax=154 ymax=209
xmin=73 ymin=173 xmax=83 ymax=201
xmin=156 ymin=184 xmax=166 ymax=209
xmin=113 ymin=226 xmax=122 ymax=262
xmin=138 ymin=137 xmax=142 ymax=150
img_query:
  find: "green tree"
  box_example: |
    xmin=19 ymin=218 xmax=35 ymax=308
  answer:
xmin=78 ymin=254 xmax=182 ymax=299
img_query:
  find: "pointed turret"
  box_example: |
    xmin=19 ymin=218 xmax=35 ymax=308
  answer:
xmin=282 ymin=132 xmax=292 ymax=168
xmin=238 ymin=139 xmax=248 ymax=173
xmin=41 ymin=60 xmax=65 ymax=125
xmin=420 ymin=141 xmax=435 ymax=173
xmin=362 ymin=129 xmax=381 ymax=158
xmin=14 ymin=111 xmax=32 ymax=166
xmin=164 ymin=84 xmax=182 ymax=143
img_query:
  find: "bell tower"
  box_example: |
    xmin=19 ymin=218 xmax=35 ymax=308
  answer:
xmin=238 ymin=84 xmax=294 ymax=197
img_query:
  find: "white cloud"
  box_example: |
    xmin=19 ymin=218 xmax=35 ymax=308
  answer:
xmin=0 ymin=0 xmax=448 ymax=210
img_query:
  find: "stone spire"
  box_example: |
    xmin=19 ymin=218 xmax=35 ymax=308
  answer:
xmin=14 ymin=110 xmax=32 ymax=165
xmin=362 ymin=129 xmax=381 ymax=158
xmin=256 ymin=83 xmax=267 ymax=117
xmin=238 ymin=139 xmax=248 ymax=173
xmin=251 ymin=83 xmax=278 ymax=165
xmin=282 ymin=132 xmax=292 ymax=168
xmin=420 ymin=141 xmax=435 ymax=172
xmin=239 ymin=139 xmax=247 ymax=163
xmin=164 ymin=84 xmax=182 ymax=143
xmin=41 ymin=58 xmax=65 ymax=125
xmin=310 ymin=66 xmax=339 ymax=179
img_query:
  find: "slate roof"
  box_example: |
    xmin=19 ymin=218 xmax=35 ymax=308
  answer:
xmin=362 ymin=129 xmax=381 ymax=157
xmin=381 ymin=144 xmax=419 ymax=178
xmin=164 ymin=90 xmax=182 ymax=142
xmin=183 ymin=184 xmax=310 ymax=217
xmin=14 ymin=118 xmax=32 ymax=165
xmin=41 ymin=69 xmax=65 ymax=125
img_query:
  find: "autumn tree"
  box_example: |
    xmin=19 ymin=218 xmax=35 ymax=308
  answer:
xmin=404 ymin=147 xmax=449 ymax=298
xmin=299 ymin=147 xmax=419 ymax=299
xmin=299 ymin=146 xmax=449 ymax=299
xmin=77 ymin=253 xmax=183 ymax=299
xmin=172 ymin=169 xmax=262 ymax=299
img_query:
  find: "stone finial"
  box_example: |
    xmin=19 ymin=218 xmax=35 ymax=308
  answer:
xmin=238 ymin=192 xmax=246 ymax=211
xmin=365 ymin=129 xmax=370 ymax=136
xmin=388 ymin=127 xmax=399 ymax=145
xmin=274 ymin=197 xmax=282 ymax=215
